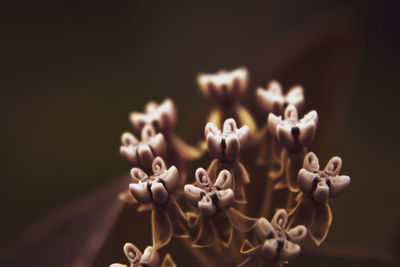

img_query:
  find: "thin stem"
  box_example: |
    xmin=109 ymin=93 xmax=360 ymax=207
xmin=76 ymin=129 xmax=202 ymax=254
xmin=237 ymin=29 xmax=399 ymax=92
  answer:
xmin=259 ymin=174 xmax=274 ymax=218
xmin=181 ymin=238 xmax=217 ymax=267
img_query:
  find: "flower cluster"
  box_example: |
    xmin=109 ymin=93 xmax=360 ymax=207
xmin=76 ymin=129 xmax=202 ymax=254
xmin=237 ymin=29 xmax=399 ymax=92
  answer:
xmin=110 ymin=67 xmax=351 ymax=267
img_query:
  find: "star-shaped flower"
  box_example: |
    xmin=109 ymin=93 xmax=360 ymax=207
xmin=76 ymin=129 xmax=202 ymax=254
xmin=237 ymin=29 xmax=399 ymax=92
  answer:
xmin=298 ymin=152 xmax=350 ymax=202
xmin=197 ymin=67 xmax=248 ymax=107
xmin=130 ymin=99 xmax=177 ymax=136
xmin=268 ymin=104 xmax=318 ymax=153
xmin=256 ymin=80 xmax=304 ymax=115
xmin=184 ymin=168 xmax=235 ymax=217
xmin=239 ymin=210 xmax=306 ymax=267
xmin=289 ymin=152 xmax=350 ymax=245
xmin=205 ymin=118 xmax=250 ymax=162
xmin=120 ymin=125 xmax=167 ymax=170
xmin=129 ymin=157 xmax=179 ymax=205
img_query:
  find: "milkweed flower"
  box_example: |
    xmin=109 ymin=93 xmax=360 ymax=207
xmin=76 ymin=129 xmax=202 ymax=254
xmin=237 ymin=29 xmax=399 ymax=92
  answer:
xmin=256 ymin=80 xmax=304 ymax=116
xmin=290 ymin=152 xmax=350 ymax=245
xmin=120 ymin=125 xmax=166 ymax=170
xmin=239 ymin=210 xmax=306 ymax=267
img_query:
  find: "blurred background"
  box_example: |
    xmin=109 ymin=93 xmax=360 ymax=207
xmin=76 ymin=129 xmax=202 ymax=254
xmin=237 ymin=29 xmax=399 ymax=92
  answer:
xmin=1 ymin=0 xmax=399 ymax=266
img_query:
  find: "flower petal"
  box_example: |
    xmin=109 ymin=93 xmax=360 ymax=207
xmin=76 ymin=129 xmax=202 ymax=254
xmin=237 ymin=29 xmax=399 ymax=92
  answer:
xmin=276 ymin=124 xmax=295 ymax=151
xmin=215 ymin=169 xmax=233 ymax=189
xmin=225 ymin=134 xmax=240 ymax=161
xmin=161 ymin=166 xmax=180 ymax=195
xmin=288 ymin=196 xmax=315 ymax=229
xmin=123 ymin=242 xmax=142 ymax=263
xmin=286 ymin=225 xmax=307 ymax=243
xmin=193 ymin=216 xmax=216 ymax=247
xmin=152 ymin=206 xmax=173 ymax=249
xmin=302 ymin=152 xmax=320 ymax=172
xmin=150 ymin=182 xmax=169 ymax=205
xmin=312 ymin=180 xmax=330 ymax=203
xmin=285 ymin=86 xmax=304 ymax=112
xmin=137 ymin=144 xmax=155 ymax=169
xmin=298 ymin=169 xmax=315 ymax=194
xmin=160 ymin=253 xmax=176 ymax=267
xmin=130 ymin=167 xmax=148 ymax=182
xmin=121 ymin=132 xmax=138 ymax=146
xmin=261 ymin=238 xmax=279 ymax=259
xmin=216 ymin=189 xmax=234 ymax=210
xmin=212 ymin=213 xmax=233 ymax=247
xmin=225 ymin=207 xmax=257 ymax=232
xmin=195 ymin=168 xmax=211 ymax=188
xmin=271 ymin=209 xmax=288 ymax=229
xmin=198 ymin=195 xmax=216 ymax=217
xmin=254 ymin=217 xmax=274 ymax=244
xmin=309 ymin=202 xmax=332 ymax=246
xmin=140 ymin=246 xmax=160 ymax=267
xmin=329 ymin=175 xmax=350 ymax=198
xmin=184 ymin=184 xmax=203 ymax=206
xmin=206 ymin=132 xmax=223 ymax=159
xmin=298 ymin=121 xmax=316 ymax=148
xmin=267 ymin=113 xmax=283 ymax=135
xmin=280 ymin=240 xmax=301 ymax=260
xmin=324 ymin=156 xmax=342 ymax=176
xmin=129 ymin=182 xmax=152 ymax=204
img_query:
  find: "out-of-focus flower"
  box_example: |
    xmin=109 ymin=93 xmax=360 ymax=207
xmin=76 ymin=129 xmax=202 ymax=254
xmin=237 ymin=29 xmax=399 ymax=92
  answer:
xmin=120 ymin=125 xmax=166 ymax=170
xmin=130 ymin=99 xmax=177 ymax=136
xmin=197 ymin=67 xmax=248 ymax=107
xmin=256 ymin=80 xmax=304 ymax=115
xmin=205 ymin=118 xmax=250 ymax=162
xmin=290 ymin=152 xmax=350 ymax=245
xmin=268 ymin=105 xmax=318 ymax=153
xmin=110 ymin=243 xmax=176 ymax=267
xmin=184 ymin=168 xmax=256 ymax=247
xmin=129 ymin=157 xmax=179 ymax=205
xmin=239 ymin=210 xmax=306 ymax=267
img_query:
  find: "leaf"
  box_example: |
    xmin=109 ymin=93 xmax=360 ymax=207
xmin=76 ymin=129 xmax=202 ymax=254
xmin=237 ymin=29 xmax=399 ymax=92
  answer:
xmin=234 ymin=162 xmax=250 ymax=184
xmin=170 ymin=134 xmax=204 ymax=161
xmin=185 ymin=212 xmax=200 ymax=228
xmin=212 ymin=213 xmax=233 ymax=247
xmin=309 ymin=202 xmax=332 ymax=246
xmin=167 ymin=200 xmax=189 ymax=238
xmin=193 ymin=216 xmax=216 ymax=247
xmin=225 ymin=208 xmax=256 ymax=232
xmin=161 ymin=253 xmax=176 ymax=267
xmin=240 ymin=239 xmax=260 ymax=255
xmin=152 ymin=206 xmax=173 ymax=249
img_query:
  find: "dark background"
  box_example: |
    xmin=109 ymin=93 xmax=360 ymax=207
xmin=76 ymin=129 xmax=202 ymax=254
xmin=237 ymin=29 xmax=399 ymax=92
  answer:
xmin=1 ymin=0 xmax=399 ymax=266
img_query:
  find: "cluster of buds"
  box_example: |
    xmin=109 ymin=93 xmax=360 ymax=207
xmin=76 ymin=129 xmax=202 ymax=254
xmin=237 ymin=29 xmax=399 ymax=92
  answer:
xmin=109 ymin=67 xmax=351 ymax=267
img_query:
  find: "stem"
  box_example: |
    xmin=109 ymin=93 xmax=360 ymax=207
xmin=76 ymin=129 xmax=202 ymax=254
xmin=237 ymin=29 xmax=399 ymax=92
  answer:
xmin=181 ymin=238 xmax=217 ymax=267
xmin=259 ymin=174 xmax=274 ymax=218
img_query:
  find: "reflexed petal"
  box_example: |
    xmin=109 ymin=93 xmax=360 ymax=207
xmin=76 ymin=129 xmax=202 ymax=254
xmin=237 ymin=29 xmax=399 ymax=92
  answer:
xmin=129 ymin=182 xmax=152 ymax=204
xmin=161 ymin=254 xmax=176 ymax=267
xmin=312 ymin=180 xmax=329 ymax=203
xmin=324 ymin=156 xmax=342 ymax=176
xmin=298 ymin=169 xmax=315 ymax=194
xmin=254 ymin=217 xmax=274 ymax=244
xmin=280 ymin=240 xmax=301 ymax=260
xmin=225 ymin=134 xmax=240 ymax=161
xmin=205 ymin=122 xmax=220 ymax=138
xmin=184 ymin=185 xmax=203 ymax=206
xmin=120 ymin=146 xmax=138 ymax=167
xmin=289 ymin=196 xmax=315 ymax=229
xmin=302 ymin=152 xmax=320 ymax=172
xmin=166 ymin=200 xmax=189 ymax=238
xmin=185 ymin=212 xmax=200 ymax=228
xmin=150 ymin=182 xmax=169 ymax=205
xmin=149 ymin=133 xmax=167 ymax=158
xmin=286 ymin=225 xmax=307 ymax=243
xmin=309 ymin=202 xmax=332 ymax=246
xmin=193 ymin=216 xmax=216 ymax=247
xmin=140 ymin=246 xmax=160 ymax=267
xmin=236 ymin=125 xmax=250 ymax=148
xmin=110 ymin=264 xmax=127 ymax=267
xmin=329 ymin=175 xmax=350 ymax=198
xmin=215 ymin=169 xmax=233 ymax=189
xmin=261 ymin=238 xmax=278 ymax=259
xmin=198 ymin=195 xmax=216 ymax=217
xmin=118 ymin=190 xmax=138 ymax=204
xmin=123 ymin=242 xmax=142 ymax=263
xmin=152 ymin=206 xmax=173 ymax=249
xmin=225 ymin=207 xmax=257 ymax=232
xmin=240 ymin=239 xmax=261 ymax=255
xmin=195 ymin=168 xmax=211 ymax=188
xmin=284 ymin=105 xmax=298 ymax=123
xmin=212 ymin=213 xmax=233 ymax=247
xmin=161 ymin=166 xmax=180 ymax=194
xmin=301 ymin=110 xmax=318 ymax=125
xmin=206 ymin=133 xmax=223 ymax=159
xmin=271 ymin=209 xmax=288 ymax=229
xmin=216 ymin=189 xmax=234 ymax=210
